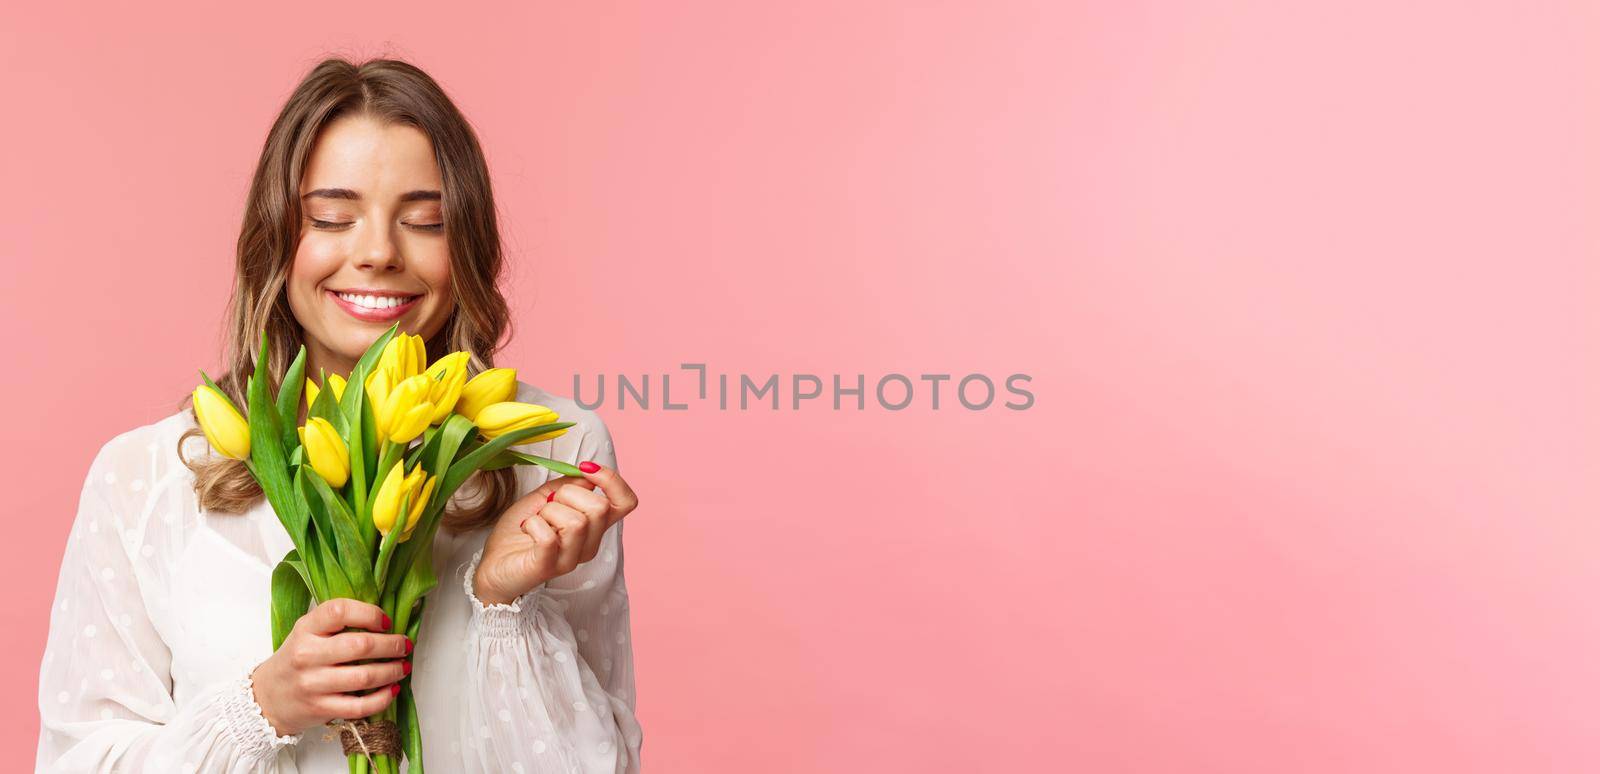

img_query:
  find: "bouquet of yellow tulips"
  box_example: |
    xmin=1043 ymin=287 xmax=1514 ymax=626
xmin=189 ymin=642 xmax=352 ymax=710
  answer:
xmin=190 ymin=324 xmax=578 ymax=774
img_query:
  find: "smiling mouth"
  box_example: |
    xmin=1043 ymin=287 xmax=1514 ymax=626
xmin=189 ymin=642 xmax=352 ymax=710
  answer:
xmin=331 ymin=291 xmax=421 ymax=310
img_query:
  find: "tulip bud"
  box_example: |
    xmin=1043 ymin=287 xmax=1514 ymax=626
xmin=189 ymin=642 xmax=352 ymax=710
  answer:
xmin=377 ymin=333 xmax=428 ymax=384
xmin=304 ymin=377 xmax=320 ymax=408
xmin=475 ymin=401 xmax=566 ymax=443
xmin=399 ymin=474 xmax=439 ymax=543
xmin=301 ymin=417 xmax=350 ymax=488
xmin=455 ymin=368 xmax=518 ymax=422
xmin=371 ymin=460 xmax=408 ymax=535
xmin=192 ymin=384 xmax=251 ymax=460
xmin=376 ymin=374 xmax=434 ymax=444
xmin=424 ymin=352 xmax=470 ymax=424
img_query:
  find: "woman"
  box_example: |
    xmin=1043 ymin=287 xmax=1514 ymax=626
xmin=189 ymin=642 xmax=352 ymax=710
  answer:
xmin=35 ymin=57 xmax=643 ymax=772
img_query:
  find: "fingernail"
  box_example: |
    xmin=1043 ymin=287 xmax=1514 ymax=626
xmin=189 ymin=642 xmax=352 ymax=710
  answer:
xmin=579 ymin=461 xmax=601 ymax=474
xmin=402 ymin=660 xmax=413 ymax=676
xmin=546 ymin=491 xmax=556 ymax=502
xmin=405 ymin=637 xmax=414 ymax=655
xmin=390 ymin=683 xmax=401 ymax=696
xmin=381 ymin=613 xmax=392 ymax=630
xmin=519 ymin=517 xmax=528 ymax=529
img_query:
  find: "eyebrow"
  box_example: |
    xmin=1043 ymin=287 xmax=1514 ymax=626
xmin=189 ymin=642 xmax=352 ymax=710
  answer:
xmin=301 ymin=188 xmax=442 ymax=203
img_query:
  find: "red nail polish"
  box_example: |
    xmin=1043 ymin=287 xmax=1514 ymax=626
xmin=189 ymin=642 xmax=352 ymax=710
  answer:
xmin=546 ymin=491 xmax=556 ymax=502
xmin=380 ymin=613 xmax=391 ymax=630
xmin=519 ymin=517 xmax=528 ymax=529
xmin=579 ymin=461 xmax=601 ymax=474
xmin=402 ymin=661 xmax=413 ymax=676
xmin=405 ymin=637 xmax=414 ymax=655
xmin=390 ymin=683 xmax=401 ymax=696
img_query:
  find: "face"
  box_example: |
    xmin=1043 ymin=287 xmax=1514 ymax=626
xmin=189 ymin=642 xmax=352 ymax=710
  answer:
xmin=287 ymin=114 xmax=454 ymax=378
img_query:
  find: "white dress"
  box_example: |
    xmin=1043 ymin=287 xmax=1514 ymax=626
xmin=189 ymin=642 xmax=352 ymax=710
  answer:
xmin=34 ymin=382 xmax=643 ymax=773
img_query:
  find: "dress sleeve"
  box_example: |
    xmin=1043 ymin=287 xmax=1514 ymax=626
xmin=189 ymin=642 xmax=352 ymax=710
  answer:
xmin=35 ymin=442 xmax=300 ymax=773
xmin=455 ymin=415 xmax=644 ymax=773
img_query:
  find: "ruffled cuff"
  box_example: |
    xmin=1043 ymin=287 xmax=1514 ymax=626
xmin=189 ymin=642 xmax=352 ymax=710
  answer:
xmin=218 ymin=669 xmax=301 ymax=764
xmin=462 ymin=549 xmax=547 ymax=639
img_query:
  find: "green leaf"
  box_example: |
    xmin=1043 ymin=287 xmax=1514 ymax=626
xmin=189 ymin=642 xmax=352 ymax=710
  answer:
xmin=445 ymin=423 xmax=575 ymax=490
xmin=298 ymin=526 xmax=330 ymax=600
xmin=430 ymin=414 xmax=478 ymax=477
xmin=298 ymin=466 xmax=376 ymax=602
xmin=394 ymin=540 xmax=439 ymax=636
xmin=246 ymin=333 xmax=307 ymax=549
xmin=405 ymin=425 xmax=442 ymax=470
xmin=270 ymin=550 xmax=313 ymax=651
xmin=319 ymin=536 xmax=356 ymax=601
xmin=306 ymin=466 xmax=374 ymax=556
xmin=480 ymin=449 xmax=584 ymax=477
xmin=359 ymin=394 xmax=379 ymax=485
xmin=276 ymin=345 xmax=307 ymax=452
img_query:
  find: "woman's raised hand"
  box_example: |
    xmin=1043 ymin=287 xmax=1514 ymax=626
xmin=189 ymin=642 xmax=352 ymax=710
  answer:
xmin=473 ymin=462 xmax=640 ymax=606
xmin=249 ymin=598 xmax=412 ymax=737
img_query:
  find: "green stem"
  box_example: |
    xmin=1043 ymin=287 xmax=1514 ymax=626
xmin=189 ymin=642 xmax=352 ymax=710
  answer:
xmin=373 ymin=517 xmax=402 ymax=590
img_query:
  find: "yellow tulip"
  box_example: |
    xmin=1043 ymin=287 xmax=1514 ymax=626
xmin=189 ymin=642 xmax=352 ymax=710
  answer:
xmin=300 ymin=417 xmax=349 ymax=488
xmin=304 ymin=377 xmax=319 ymax=408
xmin=424 ymin=352 xmax=470 ymax=424
xmin=371 ymin=460 xmax=409 ymax=535
xmin=373 ymin=461 xmax=433 ymax=539
xmin=370 ymin=373 xmax=434 ymax=444
xmin=454 ymin=368 xmax=518 ymax=422
xmin=399 ymin=474 xmax=439 ymax=543
xmin=366 ymin=366 xmax=392 ymax=411
xmin=475 ymin=401 xmax=566 ymax=443
xmin=193 ymin=384 xmax=251 ymax=460
xmin=376 ymin=333 xmax=428 ymax=384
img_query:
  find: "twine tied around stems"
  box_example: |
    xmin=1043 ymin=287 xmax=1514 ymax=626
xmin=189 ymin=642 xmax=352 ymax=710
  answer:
xmin=325 ymin=717 xmax=402 ymax=762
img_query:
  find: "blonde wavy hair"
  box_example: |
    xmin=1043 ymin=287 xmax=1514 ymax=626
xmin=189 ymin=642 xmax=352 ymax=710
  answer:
xmin=177 ymin=56 xmax=520 ymax=534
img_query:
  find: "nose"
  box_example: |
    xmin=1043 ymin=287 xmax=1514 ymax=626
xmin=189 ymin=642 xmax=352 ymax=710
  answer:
xmin=354 ymin=223 xmax=403 ymax=273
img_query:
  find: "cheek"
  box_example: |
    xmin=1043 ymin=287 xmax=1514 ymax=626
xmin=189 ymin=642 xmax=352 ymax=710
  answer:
xmin=286 ymin=241 xmax=344 ymax=326
xmin=290 ymin=239 xmax=343 ymax=293
xmin=416 ymin=252 xmax=453 ymax=305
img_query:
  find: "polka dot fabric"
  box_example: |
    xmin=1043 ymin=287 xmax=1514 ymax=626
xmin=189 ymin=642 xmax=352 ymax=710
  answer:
xmin=35 ymin=382 xmax=643 ymax=772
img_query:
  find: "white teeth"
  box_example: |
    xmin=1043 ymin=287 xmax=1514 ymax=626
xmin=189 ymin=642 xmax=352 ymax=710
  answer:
xmin=337 ymin=292 xmax=414 ymax=310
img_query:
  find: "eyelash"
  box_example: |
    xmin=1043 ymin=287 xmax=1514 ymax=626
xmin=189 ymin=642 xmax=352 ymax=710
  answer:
xmin=309 ymin=219 xmax=443 ymax=232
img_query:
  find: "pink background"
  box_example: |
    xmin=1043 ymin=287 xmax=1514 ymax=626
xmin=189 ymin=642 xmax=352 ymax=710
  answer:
xmin=3 ymin=1 xmax=1597 ymax=771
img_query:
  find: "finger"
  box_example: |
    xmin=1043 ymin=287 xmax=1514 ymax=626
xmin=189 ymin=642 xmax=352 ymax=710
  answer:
xmin=299 ymin=598 xmax=390 ymax=636
xmin=519 ymin=510 xmax=561 ymax=579
xmin=531 ymin=474 xmax=589 ymax=501
xmin=538 ymin=502 xmax=589 ymax=572
xmin=576 ymin=462 xmax=638 ymax=524
xmin=322 ymin=683 xmax=400 ymax=720
xmin=321 ymin=631 xmax=412 ymax=666
xmin=309 ymin=660 xmax=411 ymax=694
xmin=554 ymin=483 xmax=610 ymax=524
xmin=554 ymin=484 xmax=609 ymax=561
